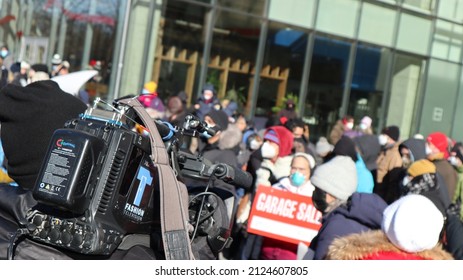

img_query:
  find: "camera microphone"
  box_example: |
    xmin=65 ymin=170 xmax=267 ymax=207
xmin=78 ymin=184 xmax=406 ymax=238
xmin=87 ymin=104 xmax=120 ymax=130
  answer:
xmin=212 ymin=164 xmax=253 ymax=191
xmin=153 ymin=120 xmax=177 ymax=141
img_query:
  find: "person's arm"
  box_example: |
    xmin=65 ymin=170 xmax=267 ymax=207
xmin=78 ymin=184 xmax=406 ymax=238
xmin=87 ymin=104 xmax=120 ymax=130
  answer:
xmin=445 ymin=208 xmax=463 ymax=259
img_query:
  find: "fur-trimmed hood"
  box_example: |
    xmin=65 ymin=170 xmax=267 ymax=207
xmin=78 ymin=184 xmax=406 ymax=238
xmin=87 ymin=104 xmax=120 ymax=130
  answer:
xmin=326 ymin=230 xmax=453 ymax=260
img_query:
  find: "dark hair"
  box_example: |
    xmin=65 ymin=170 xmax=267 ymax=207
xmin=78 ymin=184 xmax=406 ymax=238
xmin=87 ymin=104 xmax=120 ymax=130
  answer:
xmin=285 ymin=117 xmax=305 ymax=131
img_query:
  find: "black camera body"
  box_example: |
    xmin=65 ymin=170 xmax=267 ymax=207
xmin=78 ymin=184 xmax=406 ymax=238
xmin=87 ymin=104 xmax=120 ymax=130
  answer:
xmin=16 ymin=98 xmax=252 ymax=259
xmin=26 ymin=106 xmax=160 ymax=255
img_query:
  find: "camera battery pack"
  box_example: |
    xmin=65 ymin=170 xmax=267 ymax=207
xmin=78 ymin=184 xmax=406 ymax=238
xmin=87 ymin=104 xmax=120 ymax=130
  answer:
xmin=33 ymin=128 xmax=104 ymax=214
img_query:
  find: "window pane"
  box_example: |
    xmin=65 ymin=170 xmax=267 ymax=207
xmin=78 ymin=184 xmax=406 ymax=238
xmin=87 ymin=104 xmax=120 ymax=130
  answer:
xmin=268 ymin=0 xmax=316 ymax=28
xmin=431 ymin=20 xmax=463 ymax=62
xmin=396 ymin=12 xmax=432 ymax=55
xmin=218 ymin=0 xmax=266 ymax=16
xmin=210 ymin=10 xmax=260 ymax=115
xmin=402 ymin=0 xmax=436 ymax=13
xmin=348 ymin=44 xmax=391 ymax=134
xmin=256 ymin=21 xmax=308 ymax=120
xmin=419 ymin=59 xmax=459 ymax=136
xmin=387 ymin=54 xmax=425 ymax=140
xmin=359 ymin=3 xmax=397 ymax=47
xmin=24 ymin=0 xmax=119 ymax=101
xmin=438 ymin=0 xmax=463 ymax=21
xmin=304 ymin=36 xmax=351 ymax=141
xmin=316 ymin=0 xmax=360 ymax=39
xmin=157 ymin=1 xmax=209 ymax=103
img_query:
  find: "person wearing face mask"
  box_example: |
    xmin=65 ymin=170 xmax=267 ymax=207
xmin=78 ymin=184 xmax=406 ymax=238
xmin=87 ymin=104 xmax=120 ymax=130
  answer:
xmin=398 ymin=137 xmax=427 ymax=169
xmin=259 ymin=153 xmax=319 ymax=260
xmin=426 ymin=132 xmax=458 ymax=201
xmin=306 ymin=155 xmax=387 ymax=260
xmin=237 ymin=133 xmax=262 ymax=170
xmin=272 ymin=152 xmax=316 ymax=195
xmin=235 ymin=126 xmax=294 ymax=260
xmin=374 ymin=125 xmax=403 ymax=204
xmin=254 ymin=126 xmax=295 ymax=189
xmin=193 ymin=83 xmax=220 ymax=121
xmin=328 ymin=115 xmax=357 ymax=145
xmin=372 ymin=136 xmax=428 ymax=204
xmin=0 ymin=45 xmax=12 ymax=73
xmin=196 ymin=109 xmax=242 ymax=169
xmin=399 ymin=159 xmax=450 ymax=216
xmin=357 ymin=116 xmax=373 ymax=135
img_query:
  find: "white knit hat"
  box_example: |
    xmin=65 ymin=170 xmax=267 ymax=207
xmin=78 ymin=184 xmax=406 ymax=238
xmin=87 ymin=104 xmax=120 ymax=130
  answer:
xmin=315 ymin=136 xmax=333 ymax=157
xmin=310 ymin=155 xmax=357 ymax=200
xmin=293 ymin=152 xmax=316 ymax=169
xmin=382 ymin=194 xmax=444 ymax=253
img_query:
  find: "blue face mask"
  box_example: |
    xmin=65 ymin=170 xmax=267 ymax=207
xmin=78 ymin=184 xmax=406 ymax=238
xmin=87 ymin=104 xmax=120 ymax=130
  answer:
xmin=290 ymin=172 xmax=305 ymax=187
xmin=0 ymin=50 xmax=8 ymax=58
xmin=200 ymin=130 xmax=212 ymax=139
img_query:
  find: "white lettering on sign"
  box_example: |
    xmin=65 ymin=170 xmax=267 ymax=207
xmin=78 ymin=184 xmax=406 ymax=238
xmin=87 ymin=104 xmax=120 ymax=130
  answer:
xmin=256 ymin=193 xmax=321 ymax=223
xmin=256 ymin=193 xmax=298 ymax=219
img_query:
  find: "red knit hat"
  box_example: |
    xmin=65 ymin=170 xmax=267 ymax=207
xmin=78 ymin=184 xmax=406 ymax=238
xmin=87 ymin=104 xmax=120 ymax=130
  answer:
xmin=263 ymin=126 xmax=294 ymax=157
xmin=427 ymin=132 xmax=449 ymax=158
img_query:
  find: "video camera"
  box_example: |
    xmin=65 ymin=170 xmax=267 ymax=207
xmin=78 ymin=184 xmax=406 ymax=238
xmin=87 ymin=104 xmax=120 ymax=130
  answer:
xmin=15 ymin=97 xmax=252 ymax=259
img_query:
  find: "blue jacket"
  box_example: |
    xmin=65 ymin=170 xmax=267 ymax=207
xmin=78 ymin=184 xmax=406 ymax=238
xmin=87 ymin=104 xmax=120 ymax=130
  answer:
xmin=309 ymin=192 xmax=387 ymax=260
xmin=355 ymin=154 xmax=374 ymax=193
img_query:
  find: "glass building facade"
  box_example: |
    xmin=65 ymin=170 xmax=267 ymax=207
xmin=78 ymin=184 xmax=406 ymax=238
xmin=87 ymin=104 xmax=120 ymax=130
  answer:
xmin=2 ymin=0 xmax=463 ymax=141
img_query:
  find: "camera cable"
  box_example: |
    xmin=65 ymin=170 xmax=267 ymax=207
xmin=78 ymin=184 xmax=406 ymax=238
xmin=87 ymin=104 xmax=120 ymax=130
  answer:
xmin=7 ymin=228 xmax=29 ymax=260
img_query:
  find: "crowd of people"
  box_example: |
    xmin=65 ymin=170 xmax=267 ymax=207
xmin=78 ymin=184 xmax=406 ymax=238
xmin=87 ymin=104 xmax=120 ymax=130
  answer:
xmin=134 ymin=81 xmax=463 ymax=260
xmin=0 ymin=61 xmax=462 ymax=260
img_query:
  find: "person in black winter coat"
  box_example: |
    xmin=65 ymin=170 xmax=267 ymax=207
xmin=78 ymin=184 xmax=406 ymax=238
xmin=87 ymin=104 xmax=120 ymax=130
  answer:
xmin=309 ymin=156 xmax=387 ymax=259
xmin=193 ymin=83 xmax=221 ymax=121
xmin=444 ymin=204 xmax=463 ymax=259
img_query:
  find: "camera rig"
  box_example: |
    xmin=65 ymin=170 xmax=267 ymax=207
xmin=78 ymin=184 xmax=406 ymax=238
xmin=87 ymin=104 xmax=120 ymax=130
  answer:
xmin=13 ymin=96 xmax=252 ymax=259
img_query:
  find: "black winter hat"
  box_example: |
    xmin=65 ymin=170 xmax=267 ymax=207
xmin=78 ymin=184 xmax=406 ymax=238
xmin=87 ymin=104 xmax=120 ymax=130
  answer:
xmin=206 ymin=109 xmax=229 ymax=131
xmin=30 ymin=63 xmax=49 ymax=74
xmin=382 ymin=125 xmax=400 ymax=142
xmin=0 ymin=80 xmax=87 ymax=189
xmin=334 ymin=136 xmax=358 ymax=162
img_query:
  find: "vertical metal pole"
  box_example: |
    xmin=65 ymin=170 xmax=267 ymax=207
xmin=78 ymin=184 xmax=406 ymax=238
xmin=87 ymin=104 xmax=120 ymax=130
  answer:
xmin=298 ymin=0 xmax=320 ymax=116
xmin=57 ymin=0 xmax=69 ymax=61
xmin=196 ymin=0 xmax=217 ymax=99
xmin=81 ymin=0 xmax=97 ymax=69
xmin=247 ymin=0 xmax=269 ymax=119
xmin=47 ymin=4 xmax=60 ymax=67
xmin=138 ymin=0 xmax=156 ymax=93
xmin=0 ymin=0 xmax=6 ymax=43
xmin=24 ymin=0 xmax=33 ymax=36
xmin=339 ymin=1 xmax=363 ymax=118
xmin=107 ymin=0 xmax=132 ymax=101
xmin=378 ymin=3 xmax=402 ymax=131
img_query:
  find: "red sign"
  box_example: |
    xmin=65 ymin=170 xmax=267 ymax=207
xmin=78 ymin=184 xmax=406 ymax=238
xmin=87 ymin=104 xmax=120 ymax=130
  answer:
xmin=247 ymin=185 xmax=322 ymax=245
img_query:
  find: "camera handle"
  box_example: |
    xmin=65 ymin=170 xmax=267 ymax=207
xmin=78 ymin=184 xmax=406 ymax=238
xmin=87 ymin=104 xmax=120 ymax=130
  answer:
xmin=117 ymin=97 xmax=194 ymax=260
xmin=175 ymin=151 xmax=252 ymax=191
